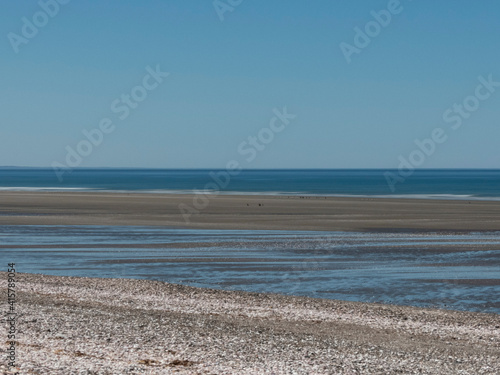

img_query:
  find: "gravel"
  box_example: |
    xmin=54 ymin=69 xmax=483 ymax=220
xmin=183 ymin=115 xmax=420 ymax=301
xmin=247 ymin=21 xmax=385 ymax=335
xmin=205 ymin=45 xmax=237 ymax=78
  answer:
xmin=1 ymin=273 xmax=499 ymax=374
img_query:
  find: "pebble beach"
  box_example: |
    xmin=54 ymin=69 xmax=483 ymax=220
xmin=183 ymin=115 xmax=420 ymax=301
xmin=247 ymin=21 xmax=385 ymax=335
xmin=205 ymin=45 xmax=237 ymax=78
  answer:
xmin=1 ymin=272 xmax=499 ymax=374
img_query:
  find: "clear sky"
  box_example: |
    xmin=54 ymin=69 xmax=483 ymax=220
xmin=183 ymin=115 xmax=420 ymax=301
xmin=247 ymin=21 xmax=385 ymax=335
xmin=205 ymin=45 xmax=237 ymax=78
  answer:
xmin=1 ymin=0 xmax=499 ymax=169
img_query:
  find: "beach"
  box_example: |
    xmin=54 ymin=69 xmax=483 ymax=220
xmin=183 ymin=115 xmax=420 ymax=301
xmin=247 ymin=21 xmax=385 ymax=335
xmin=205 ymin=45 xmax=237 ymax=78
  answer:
xmin=1 ymin=191 xmax=500 ymax=374
xmin=5 ymin=0 xmax=500 ymax=372
xmin=1 ymin=273 xmax=499 ymax=374
xmin=1 ymin=191 xmax=500 ymax=231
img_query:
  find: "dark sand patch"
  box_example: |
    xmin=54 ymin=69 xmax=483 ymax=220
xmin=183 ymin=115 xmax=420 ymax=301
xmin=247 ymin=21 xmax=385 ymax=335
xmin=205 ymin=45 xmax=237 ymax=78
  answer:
xmin=1 ymin=191 xmax=500 ymax=231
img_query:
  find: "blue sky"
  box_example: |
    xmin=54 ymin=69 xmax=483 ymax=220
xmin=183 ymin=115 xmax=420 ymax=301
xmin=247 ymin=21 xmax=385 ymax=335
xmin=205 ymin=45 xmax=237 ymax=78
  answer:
xmin=1 ymin=0 xmax=499 ymax=168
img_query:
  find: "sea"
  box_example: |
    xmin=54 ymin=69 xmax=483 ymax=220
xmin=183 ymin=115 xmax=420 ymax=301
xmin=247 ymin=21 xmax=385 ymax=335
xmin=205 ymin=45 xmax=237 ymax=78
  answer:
xmin=1 ymin=168 xmax=500 ymax=199
xmin=1 ymin=168 xmax=499 ymax=313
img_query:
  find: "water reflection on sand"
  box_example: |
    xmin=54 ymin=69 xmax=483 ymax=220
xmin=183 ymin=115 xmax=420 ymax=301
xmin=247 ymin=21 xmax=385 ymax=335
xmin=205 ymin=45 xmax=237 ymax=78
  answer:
xmin=2 ymin=225 xmax=499 ymax=313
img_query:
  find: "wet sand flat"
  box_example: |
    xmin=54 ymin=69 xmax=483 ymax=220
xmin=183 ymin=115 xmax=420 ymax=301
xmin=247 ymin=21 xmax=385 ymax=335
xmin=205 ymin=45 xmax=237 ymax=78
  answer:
xmin=1 ymin=191 xmax=500 ymax=231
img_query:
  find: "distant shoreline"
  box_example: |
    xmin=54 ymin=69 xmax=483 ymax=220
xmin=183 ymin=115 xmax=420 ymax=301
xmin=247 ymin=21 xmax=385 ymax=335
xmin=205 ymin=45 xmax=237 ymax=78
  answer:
xmin=2 ymin=187 xmax=500 ymax=201
xmin=1 ymin=191 xmax=500 ymax=231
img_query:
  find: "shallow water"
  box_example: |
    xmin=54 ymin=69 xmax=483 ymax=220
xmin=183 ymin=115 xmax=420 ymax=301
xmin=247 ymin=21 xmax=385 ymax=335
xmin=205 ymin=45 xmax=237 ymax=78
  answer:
xmin=1 ymin=225 xmax=499 ymax=313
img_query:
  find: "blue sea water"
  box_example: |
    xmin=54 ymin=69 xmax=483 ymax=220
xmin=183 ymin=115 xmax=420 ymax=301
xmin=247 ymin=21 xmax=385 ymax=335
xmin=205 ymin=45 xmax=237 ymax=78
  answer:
xmin=1 ymin=168 xmax=500 ymax=199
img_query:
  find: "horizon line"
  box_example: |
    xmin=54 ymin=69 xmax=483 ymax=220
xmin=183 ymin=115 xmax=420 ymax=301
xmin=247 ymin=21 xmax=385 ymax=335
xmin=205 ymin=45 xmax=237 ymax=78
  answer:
xmin=1 ymin=166 xmax=500 ymax=171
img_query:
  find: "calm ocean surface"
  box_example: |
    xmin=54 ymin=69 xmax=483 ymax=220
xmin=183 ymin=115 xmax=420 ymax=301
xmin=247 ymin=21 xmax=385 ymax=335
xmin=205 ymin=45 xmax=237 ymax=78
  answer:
xmin=1 ymin=168 xmax=500 ymax=199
